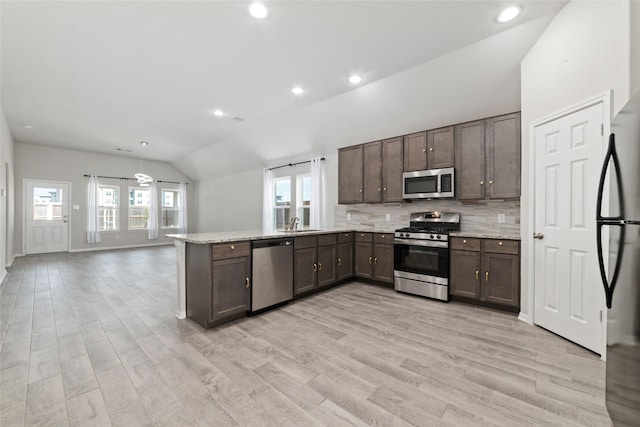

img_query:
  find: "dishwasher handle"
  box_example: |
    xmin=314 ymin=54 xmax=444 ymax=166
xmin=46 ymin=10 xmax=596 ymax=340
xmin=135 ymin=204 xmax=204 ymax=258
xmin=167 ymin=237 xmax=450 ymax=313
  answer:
xmin=252 ymin=239 xmax=293 ymax=249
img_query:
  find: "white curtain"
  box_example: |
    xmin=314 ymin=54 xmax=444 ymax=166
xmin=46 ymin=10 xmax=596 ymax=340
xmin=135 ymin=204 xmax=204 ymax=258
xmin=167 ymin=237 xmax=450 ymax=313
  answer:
xmin=262 ymin=168 xmax=274 ymax=234
xmin=148 ymin=181 xmax=159 ymax=239
xmin=178 ymin=182 xmax=188 ymax=234
xmin=310 ymin=157 xmax=326 ymax=229
xmin=87 ymin=175 xmax=101 ymax=244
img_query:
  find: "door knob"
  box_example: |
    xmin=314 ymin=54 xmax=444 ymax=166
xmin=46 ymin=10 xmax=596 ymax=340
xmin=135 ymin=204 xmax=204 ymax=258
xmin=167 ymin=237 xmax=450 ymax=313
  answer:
xmin=533 ymin=233 xmax=544 ymax=240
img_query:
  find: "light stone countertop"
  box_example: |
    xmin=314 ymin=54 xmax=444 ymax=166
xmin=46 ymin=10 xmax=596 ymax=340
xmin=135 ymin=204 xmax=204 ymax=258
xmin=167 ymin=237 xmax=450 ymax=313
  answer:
xmin=450 ymin=231 xmax=521 ymax=240
xmin=166 ymin=227 xmax=398 ymax=244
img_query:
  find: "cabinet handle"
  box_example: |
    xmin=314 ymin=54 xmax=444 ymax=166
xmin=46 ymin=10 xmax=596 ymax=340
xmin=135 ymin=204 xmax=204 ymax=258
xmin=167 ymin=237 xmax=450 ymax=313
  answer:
xmin=489 ymin=180 xmax=493 ymax=185
xmin=313 ymin=263 xmax=317 ymax=272
xmin=480 ymin=181 xmax=484 ymax=185
xmin=359 ymin=189 xmax=362 ymax=193
xmin=383 ymin=187 xmax=387 ymax=191
xmin=374 ymin=257 xmax=378 ymax=265
xmin=245 ymin=277 xmax=250 ymax=288
xmin=475 ymin=270 xmax=479 ymax=280
xmin=378 ymin=188 xmax=381 ymax=192
xmin=485 ymin=272 xmax=489 ymax=281
xmin=337 ymin=258 xmax=342 ymax=266
xmin=318 ymin=262 xmax=323 ymax=271
xmin=368 ymin=256 xmax=372 ymax=265
xmin=463 ymin=239 xmax=467 ymax=244
xmin=429 ymin=147 xmax=433 ymax=151
xmin=422 ymin=148 xmax=426 ymax=152
xmin=230 ymin=245 xmax=235 ymax=250
xmin=381 ymin=235 xmax=385 ymax=239
xmin=361 ymin=233 xmax=365 ymax=237
xmin=498 ymin=242 xmax=503 ymax=246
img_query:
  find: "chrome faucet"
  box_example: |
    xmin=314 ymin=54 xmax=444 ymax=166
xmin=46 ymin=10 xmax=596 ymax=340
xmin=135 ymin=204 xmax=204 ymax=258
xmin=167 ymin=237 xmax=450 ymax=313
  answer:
xmin=289 ymin=217 xmax=299 ymax=231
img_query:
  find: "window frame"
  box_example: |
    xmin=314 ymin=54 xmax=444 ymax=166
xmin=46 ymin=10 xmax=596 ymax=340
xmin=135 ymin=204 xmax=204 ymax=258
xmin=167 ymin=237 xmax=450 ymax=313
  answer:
xmin=271 ymin=167 xmax=313 ymax=231
xmin=128 ymin=186 xmax=151 ymax=231
xmin=98 ymin=185 xmax=119 ymax=232
xmin=161 ymin=187 xmax=180 ymax=229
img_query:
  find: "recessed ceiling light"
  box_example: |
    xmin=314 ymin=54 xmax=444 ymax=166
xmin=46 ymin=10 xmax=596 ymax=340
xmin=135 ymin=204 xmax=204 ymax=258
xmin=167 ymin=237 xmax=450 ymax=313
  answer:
xmin=249 ymin=3 xmax=268 ymax=19
xmin=291 ymin=87 xmax=304 ymax=95
xmin=23 ymin=124 xmax=33 ymax=130
xmin=497 ymin=6 xmax=522 ymax=23
xmin=212 ymin=109 xmax=224 ymax=117
xmin=140 ymin=141 xmax=149 ymax=147
xmin=348 ymin=75 xmax=363 ymax=84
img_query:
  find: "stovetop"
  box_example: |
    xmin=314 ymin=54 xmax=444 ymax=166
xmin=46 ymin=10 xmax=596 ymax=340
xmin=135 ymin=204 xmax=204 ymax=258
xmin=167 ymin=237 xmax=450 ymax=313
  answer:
xmin=394 ymin=211 xmax=460 ymax=242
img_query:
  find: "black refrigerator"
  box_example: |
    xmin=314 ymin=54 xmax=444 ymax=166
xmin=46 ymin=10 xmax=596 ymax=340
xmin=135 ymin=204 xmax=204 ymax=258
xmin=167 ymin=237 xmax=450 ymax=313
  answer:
xmin=596 ymin=89 xmax=640 ymax=427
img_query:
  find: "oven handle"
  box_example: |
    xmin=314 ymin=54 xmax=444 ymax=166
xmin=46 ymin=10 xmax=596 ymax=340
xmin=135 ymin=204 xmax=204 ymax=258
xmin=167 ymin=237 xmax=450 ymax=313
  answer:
xmin=393 ymin=238 xmax=448 ymax=248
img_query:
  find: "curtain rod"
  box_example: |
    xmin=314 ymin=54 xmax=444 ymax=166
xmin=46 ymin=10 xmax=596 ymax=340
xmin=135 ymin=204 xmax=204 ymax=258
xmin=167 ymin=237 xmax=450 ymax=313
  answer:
xmin=83 ymin=174 xmax=188 ymax=185
xmin=268 ymin=157 xmax=325 ymax=171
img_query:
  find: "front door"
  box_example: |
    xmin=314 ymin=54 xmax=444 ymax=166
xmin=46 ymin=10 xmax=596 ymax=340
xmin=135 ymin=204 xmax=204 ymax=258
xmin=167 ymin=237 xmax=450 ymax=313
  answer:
xmin=25 ymin=180 xmax=70 ymax=254
xmin=533 ymin=102 xmax=605 ymax=354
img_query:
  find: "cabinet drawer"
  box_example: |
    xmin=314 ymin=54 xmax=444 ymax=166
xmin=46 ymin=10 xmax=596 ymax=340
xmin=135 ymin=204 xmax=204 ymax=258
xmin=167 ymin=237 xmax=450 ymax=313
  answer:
xmin=374 ymin=233 xmax=392 ymax=244
xmin=450 ymin=237 xmax=481 ymax=252
xmin=212 ymin=241 xmax=250 ymax=260
xmin=337 ymin=232 xmax=353 ymax=243
xmin=295 ymin=236 xmax=317 ymax=249
xmin=318 ymin=233 xmax=337 ymax=246
xmin=483 ymin=239 xmax=519 ymax=255
xmin=355 ymin=232 xmax=372 ymax=243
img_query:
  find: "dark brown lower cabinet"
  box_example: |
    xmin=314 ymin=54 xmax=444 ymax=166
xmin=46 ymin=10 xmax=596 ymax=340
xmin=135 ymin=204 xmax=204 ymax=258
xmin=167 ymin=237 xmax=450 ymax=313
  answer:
xmin=450 ymin=237 xmax=520 ymax=310
xmin=294 ymin=234 xmax=340 ymax=296
xmin=186 ymin=241 xmax=251 ymax=329
xmin=336 ymin=232 xmax=354 ymax=281
xmin=354 ymin=232 xmax=394 ymax=284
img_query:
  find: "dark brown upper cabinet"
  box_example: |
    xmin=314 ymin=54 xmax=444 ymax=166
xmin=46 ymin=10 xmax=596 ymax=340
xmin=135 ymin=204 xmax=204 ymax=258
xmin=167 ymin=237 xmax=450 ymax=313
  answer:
xmin=363 ymin=141 xmax=382 ymax=203
xmin=338 ymin=145 xmax=364 ymax=204
xmin=381 ymin=137 xmax=404 ymax=203
xmin=403 ymin=131 xmax=427 ymax=172
xmin=427 ymin=126 xmax=455 ymax=169
xmin=455 ymin=112 xmax=521 ymax=200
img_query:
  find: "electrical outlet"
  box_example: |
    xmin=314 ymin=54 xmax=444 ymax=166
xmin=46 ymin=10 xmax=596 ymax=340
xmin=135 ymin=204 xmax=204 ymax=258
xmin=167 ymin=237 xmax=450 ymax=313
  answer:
xmin=347 ymin=213 xmax=351 ymax=220
xmin=386 ymin=213 xmax=391 ymax=221
xmin=498 ymin=213 xmax=506 ymax=224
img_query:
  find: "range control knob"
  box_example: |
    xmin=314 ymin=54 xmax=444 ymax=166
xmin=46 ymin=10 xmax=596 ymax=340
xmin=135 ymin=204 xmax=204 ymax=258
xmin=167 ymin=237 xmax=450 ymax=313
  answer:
xmin=404 ymin=233 xmax=409 ymax=238
xmin=430 ymin=234 xmax=434 ymax=239
xmin=436 ymin=235 xmax=441 ymax=239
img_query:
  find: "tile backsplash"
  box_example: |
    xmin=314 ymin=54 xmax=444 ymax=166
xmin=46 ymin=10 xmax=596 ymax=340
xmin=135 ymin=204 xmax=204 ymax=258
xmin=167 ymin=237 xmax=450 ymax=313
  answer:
xmin=334 ymin=199 xmax=520 ymax=236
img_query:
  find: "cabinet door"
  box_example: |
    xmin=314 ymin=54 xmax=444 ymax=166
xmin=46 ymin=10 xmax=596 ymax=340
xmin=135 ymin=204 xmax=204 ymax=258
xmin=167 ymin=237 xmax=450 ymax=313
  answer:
xmin=373 ymin=243 xmax=394 ymax=283
xmin=336 ymin=242 xmax=353 ymax=281
xmin=294 ymin=247 xmax=317 ymax=295
xmin=481 ymin=252 xmax=519 ymax=308
xmin=450 ymin=250 xmax=480 ymax=299
xmin=382 ymin=137 xmax=404 ymax=202
xmin=354 ymin=241 xmax=373 ymax=279
xmin=317 ymin=244 xmax=337 ymax=288
xmin=338 ymin=145 xmax=364 ymax=204
xmin=403 ymin=132 xmax=427 ymax=172
xmin=212 ymin=256 xmax=250 ymax=322
xmin=486 ymin=113 xmax=521 ymax=199
xmin=364 ymin=141 xmax=383 ymax=203
xmin=455 ymin=120 xmax=486 ymax=200
xmin=427 ymin=126 xmax=455 ymax=169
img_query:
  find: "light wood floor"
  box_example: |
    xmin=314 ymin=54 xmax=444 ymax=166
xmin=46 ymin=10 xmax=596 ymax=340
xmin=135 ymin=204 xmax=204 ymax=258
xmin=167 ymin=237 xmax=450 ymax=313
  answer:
xmin=1 ymin=246 xmax=612 ymax=426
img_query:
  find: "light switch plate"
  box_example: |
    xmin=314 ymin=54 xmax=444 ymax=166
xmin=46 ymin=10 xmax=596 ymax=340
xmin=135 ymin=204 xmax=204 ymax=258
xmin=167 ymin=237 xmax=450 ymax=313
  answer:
xmin=347 ymin=213 xmax=351 ymax=220
xmin=498 ymin=213 xmax=506 ymax=224
xmin=73 ymin=205 xmax=80 ymax=210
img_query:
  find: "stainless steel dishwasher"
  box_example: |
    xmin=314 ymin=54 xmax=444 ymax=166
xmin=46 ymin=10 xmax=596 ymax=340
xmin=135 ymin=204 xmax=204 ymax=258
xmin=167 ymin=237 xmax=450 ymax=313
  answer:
xmin=251 ymin=238 xmax=293 ymax=312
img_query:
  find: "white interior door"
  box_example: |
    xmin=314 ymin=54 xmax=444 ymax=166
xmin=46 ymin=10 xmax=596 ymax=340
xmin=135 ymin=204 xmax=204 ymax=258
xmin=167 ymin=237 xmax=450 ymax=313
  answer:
xmin=533 ymin=102 xmax=605 ymax=354
xmin=25 ymin=180 xmax=70 ymax=254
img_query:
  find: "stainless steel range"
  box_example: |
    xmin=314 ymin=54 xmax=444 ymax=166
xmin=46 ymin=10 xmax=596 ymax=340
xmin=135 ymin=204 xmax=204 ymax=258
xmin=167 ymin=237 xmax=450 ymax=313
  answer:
xmin=394 ymin=211 xmax=460 ymax=301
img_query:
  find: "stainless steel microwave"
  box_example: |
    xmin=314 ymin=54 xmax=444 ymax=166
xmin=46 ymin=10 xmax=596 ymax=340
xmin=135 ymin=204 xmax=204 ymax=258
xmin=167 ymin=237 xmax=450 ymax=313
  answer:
xmin=402 ymin=167 xmax=455 ymax=199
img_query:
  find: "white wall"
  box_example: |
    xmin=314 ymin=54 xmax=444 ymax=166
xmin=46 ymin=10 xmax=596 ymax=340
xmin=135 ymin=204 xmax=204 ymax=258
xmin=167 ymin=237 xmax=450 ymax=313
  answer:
xmin=14 ymin=143 xmax=195 ymax=253
xmin=0 ymin=107 xmax=16 ymax=282
xmin=632 ymin=0 xmax=640 ymax=94
xmin=195 ymin=153 xmax=338 ymax=233
xmin=520 ymin=0 xmax=632 ymax=322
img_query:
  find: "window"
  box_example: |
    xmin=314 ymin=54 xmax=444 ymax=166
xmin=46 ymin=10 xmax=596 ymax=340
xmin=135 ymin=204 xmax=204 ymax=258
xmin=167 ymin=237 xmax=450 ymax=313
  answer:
xmin=128 ymin=187 xmax=150 ymax=229
xmin=98 ymin=185 xmax=119 ymax=231
xmin=161 ymin=188 xmax=180 ymax=228
xmin=32 ymin=187 xmax=63 ymax=220
xmin=273 ymin=173 xmax=311 ymax=230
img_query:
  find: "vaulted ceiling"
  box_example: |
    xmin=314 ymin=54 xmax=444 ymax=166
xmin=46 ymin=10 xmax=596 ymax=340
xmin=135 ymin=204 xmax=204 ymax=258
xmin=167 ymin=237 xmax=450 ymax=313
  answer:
xmin=1 ymin=1 xmax=567 ymax=180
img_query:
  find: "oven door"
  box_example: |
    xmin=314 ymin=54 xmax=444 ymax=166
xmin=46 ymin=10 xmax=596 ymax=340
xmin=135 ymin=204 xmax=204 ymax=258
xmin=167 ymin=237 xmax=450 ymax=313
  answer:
xmin=393 ymin=239 xmax=449 ymax=278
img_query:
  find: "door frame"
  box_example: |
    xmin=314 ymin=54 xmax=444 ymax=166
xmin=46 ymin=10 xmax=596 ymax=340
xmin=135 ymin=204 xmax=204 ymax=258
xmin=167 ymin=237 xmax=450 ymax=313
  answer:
xmin=526 ymin=91 xmax=611 ymax=359
xmin=22 ymin=179 xmax=72 ymax=255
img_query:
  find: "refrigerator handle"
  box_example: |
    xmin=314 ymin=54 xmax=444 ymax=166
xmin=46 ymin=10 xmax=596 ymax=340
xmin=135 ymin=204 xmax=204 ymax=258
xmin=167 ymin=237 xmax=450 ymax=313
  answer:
xmin=596 ymin=222 xmax=626 ymax=309
xmin=596 ymin=134 xmax=625 ymax=221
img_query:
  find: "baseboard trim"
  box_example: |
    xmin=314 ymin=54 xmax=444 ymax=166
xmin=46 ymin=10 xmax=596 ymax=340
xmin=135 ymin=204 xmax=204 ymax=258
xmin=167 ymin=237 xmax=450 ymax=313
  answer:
xmin=0 ymin=268 xmax=7 ymax=285
xmin=518 ymin=312 xmax=532 ymax=324
xmin=69 ymin=242 xmax=173 ymax=253
xmin=176 ymin=310 xmax=186 ymax=320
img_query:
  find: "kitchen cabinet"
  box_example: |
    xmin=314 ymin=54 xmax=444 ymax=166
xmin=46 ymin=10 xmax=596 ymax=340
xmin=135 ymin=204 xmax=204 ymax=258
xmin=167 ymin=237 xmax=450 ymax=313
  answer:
xmin=354 ymin=232 xmax=394 ymax=284
xmin=364 ymin=141 xmax=382 ymax=203
xmin=186 ymin=241 xmax=251 ymax=329
xmin=338 ymin=145 xmax=364 ymax=204
xmin=336 ymin=232 xmax=354 ymax=281
xmin=427 ymin=126 xmax=455 ymax=169
xmin=450 ymin=237 xmax=520 ymax=310
xmin=382 ymin=137 xmax=404 ymax=202
xmin=403 ymin=131 xmax=427 ymax=172
xmin=455 ymin=113 xmax=521 ymax=200
xmin=294 ymin=234 xmax=338 ymax=296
